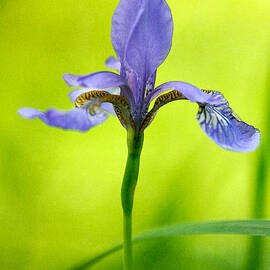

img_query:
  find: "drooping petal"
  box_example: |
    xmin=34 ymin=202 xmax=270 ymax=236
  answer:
xmin=105 ymin=56 xmax=121 ymax=73
xmin=111 ymin=0 xmax=173 ymax=82
xmin=63 ymin=71 xmax=126 ymax=89
xmin=145 ymin=81 xmax=220 ymax=107
xmin=197 ymin=91 xmax=260 ymax=152
xmin=18 ymin=107 xmax=108 ymax=132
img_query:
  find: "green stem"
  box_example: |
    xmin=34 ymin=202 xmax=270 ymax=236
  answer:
xmin=246 ymin=150 xmax=268 ymax=270
xmin=121 ymin=130 xmax=144 ymax=270
xmin=246 ymin=69 xmax=270 ymax=270
xmin=123 ymin=213 xmax=132 ymax=269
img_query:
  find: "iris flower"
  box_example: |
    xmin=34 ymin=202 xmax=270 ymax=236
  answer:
xmin=18 ymin=0 xmax=260 ymax=152
xmin=18 ymin=0 xmax=260 ymax=269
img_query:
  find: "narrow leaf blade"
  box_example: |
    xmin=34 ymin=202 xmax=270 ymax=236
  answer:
xmin=70 ymin=220 xmax=270 ymax=269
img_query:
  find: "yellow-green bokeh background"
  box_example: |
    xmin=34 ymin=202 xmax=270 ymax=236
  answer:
xmin=1 ymin=0 xmax=270 ymax=269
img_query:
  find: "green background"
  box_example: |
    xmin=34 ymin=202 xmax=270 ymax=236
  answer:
xmin=1 ymin=0 xmax=270 ymax=269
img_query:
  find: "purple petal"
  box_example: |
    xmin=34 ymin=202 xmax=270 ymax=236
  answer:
xmin=63 ymin=71 xmax=126 ymax=89
xmin=197 ymin=91 xmax=260 ymax=152
xmin=18 ymin=107 xmax=44 ymax=119
xmin=18 ymin=107 xmax=108 ymax=132
xmin=105 ymin=56 xmax=121 ymax=73
xmin=111 ymin=0 xmax=173 ymax=81
xmin=111 ymin=0 xmax=141 ymax=62
xmin=146 ymin=81 xmax=220 ymax=106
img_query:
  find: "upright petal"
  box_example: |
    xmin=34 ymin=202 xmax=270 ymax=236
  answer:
xmin=18 ymin=107 xmax=107 ymax=132
xmin=105 ymin=56 xmax=121 ymax=73
xmin=111 ymin=0 xmax=173 ymax=82
xmin=197 ymin=91 xmax=260 ymax=152
xmin=63 ymin=71 xmax=126 ymax=89
xmin=111 ymin=0 xmax=141 ymax=62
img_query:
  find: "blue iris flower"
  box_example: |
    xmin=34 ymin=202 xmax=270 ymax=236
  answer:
xmin=18 ymin=0 xmax=260 ymax=152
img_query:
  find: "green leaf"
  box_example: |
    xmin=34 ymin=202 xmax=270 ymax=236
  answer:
xmin=70 ymin=220 xmax=270 ymax=269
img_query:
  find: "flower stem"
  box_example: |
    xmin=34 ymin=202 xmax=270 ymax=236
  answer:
xmin=121 ymin=130 xmax=144 ymax=270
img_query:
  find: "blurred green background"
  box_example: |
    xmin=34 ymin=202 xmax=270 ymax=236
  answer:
xmin=1 ymin=0 xmax=270 ymax=269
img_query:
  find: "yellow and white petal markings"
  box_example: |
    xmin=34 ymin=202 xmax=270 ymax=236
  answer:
xmin=141 ymin=90 xmax=186 ymax=131
xmin=74 ymin=90 xmax=133 ymax=129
